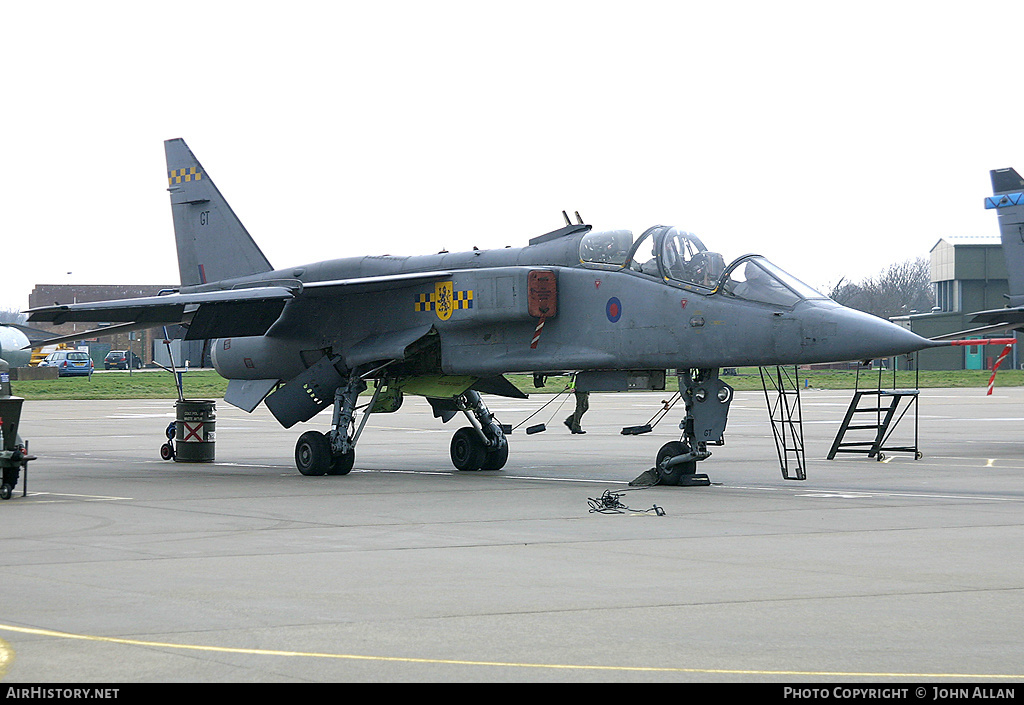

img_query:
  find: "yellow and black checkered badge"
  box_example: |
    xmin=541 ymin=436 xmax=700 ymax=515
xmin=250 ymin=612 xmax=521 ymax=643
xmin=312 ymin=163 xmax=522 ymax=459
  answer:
xmin=168 ymin=167 xmax=203 ymax=185
xmin=415 ymin=281 xmax=473 ymax=321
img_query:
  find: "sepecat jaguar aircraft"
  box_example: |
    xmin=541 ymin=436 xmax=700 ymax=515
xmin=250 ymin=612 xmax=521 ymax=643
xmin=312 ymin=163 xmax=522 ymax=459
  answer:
xmin=27 ymin=139 xmax=939 ymax=484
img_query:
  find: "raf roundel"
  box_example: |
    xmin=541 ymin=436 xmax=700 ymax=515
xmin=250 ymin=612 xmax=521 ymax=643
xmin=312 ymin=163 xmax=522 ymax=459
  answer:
xmin=606 ymin=297 xmax=622 ymax=323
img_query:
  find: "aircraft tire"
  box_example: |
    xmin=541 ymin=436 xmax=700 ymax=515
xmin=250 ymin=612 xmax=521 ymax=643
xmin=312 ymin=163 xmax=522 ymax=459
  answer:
xmin=295 ymin=431 xmax=331 ymax=476
xmin=451 ymin=427 xmax=486 ymax=471
xmin=480 ymin=437 xmax=509 ymax=471
xmin=327 ymin=450 xmax=355 ymax=475
xmin=656 ymin=441 xmax=695 ymax=486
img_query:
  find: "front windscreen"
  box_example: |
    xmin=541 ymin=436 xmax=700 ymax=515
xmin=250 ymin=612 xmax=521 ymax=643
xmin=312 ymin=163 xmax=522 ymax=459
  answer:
xmin=718 ymin=257 xmax=827 ymax=307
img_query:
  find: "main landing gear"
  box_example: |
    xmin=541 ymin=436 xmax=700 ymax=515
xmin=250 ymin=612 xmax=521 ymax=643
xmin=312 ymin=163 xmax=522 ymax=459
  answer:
xmin=449 ymin=390 xmax=508 ymax=471
xmin=653 ymin=369 xmax=733 ymax=486
xmin=292 ymin=377 xmax=509 ymax=476
xmin=294 ymin=375 xmax=373 ymax=476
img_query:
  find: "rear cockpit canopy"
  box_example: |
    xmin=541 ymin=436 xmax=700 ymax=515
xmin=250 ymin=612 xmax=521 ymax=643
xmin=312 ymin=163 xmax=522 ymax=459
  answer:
xmin=579 ymin=225 xmax=724 ymax=288
xmin=579 ymin=225 xmax=827 ymax=306
xmin=578 ymin=229 xmax=634 ymax=266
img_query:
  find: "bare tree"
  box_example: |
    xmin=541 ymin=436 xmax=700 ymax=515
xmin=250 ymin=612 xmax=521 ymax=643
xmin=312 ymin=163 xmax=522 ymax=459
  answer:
xmin=0 ymin=309 xmax=27 ymax=325
xmin=830 ymin=258 xmax=932 ymax=320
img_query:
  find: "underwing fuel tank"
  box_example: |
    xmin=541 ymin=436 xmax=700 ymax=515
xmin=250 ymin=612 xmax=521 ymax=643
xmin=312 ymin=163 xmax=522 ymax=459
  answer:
xmin=210 ymin=336 xmax=309 ymax=381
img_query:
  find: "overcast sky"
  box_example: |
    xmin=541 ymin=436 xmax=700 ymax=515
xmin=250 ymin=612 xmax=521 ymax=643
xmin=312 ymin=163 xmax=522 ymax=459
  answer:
xmin=2 ymin=1 xmax=1021 ymax=312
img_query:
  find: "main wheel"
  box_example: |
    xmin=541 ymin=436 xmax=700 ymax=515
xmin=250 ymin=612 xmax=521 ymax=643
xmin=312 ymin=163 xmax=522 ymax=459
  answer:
xmin=295 ymin=431 xmax=331 ymax=476
xmin=451 ymin=427 xmax=486 ymax=471
xmin=481 ymin=436 xmax=509 ymax=471
xmin=327 ymin=449 xmax=355 ymax=475
xmin=656 ymin=441 xmax=696 ymax=486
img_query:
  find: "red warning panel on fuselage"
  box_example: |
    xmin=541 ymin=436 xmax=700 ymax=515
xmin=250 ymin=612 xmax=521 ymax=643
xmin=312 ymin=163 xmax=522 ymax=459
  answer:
xmin=528 ymin=270 xmax=557 ymax=318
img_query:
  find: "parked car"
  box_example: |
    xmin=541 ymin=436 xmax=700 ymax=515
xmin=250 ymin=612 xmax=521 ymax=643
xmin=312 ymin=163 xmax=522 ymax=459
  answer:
xmin=104 ymin=350 xmax=143 ymax=370
xmin=39 ymin=350 xmax=94 ymax=377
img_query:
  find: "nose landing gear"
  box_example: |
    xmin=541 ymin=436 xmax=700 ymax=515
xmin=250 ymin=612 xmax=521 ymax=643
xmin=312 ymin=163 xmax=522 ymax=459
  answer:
xmin=652 ymin=369 xmax=732 ymax=486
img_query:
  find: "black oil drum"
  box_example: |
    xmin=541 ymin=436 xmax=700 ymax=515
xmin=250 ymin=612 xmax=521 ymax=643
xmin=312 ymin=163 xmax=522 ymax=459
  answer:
xmin=174 ymin=399 xmax=216 ymax=463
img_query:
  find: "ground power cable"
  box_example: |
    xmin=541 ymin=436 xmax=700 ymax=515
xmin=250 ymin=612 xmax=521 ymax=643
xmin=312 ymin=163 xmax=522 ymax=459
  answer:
xmin=510 ymin=382 xmax=575 ymax=435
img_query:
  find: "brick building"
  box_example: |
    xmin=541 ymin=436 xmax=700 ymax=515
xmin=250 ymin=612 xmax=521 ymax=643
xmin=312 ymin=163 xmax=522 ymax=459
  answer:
xmin=27 ymin=284 xmax=181 ymax=366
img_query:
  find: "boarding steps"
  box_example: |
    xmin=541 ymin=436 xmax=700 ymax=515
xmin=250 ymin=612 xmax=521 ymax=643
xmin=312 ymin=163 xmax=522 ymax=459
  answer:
xmin=827 ymin=362 xmax=921 ymax=462
xmin=760 ymin=366 xmax=806 ymax=480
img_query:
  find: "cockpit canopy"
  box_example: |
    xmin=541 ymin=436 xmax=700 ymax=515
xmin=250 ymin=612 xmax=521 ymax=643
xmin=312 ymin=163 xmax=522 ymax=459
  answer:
xmin=579 ymin=225 xmax=826 ymax=306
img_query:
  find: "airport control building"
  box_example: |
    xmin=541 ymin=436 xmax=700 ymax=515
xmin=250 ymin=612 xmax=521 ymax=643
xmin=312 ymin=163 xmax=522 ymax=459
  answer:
xmin=894 ymin=236 xmax=1020 ymax=371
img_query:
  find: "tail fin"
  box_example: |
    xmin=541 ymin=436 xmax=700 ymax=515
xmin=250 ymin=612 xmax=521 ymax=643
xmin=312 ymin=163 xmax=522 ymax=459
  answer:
xmin=986 ymin=167 xmax=1024 ymax=308
xmin=165 ymin=138 xmax=273 ymax=288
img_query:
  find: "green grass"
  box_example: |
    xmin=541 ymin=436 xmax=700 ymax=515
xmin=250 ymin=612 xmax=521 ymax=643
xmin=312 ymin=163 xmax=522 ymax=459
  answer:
xmin=718 ymin=368 xmax=1024 ymax=391
xmin=506 ymin=368 xmax=1024 ymax=393
xmin=11 ymin=367 xmax=1023 ymax=401
xmin=12 ymin=370 xmax=229 ymax=400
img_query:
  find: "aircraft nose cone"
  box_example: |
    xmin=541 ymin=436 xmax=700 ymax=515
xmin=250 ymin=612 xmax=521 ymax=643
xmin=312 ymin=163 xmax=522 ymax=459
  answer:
xmin=811 ymin=304 xmax=937 ymax=363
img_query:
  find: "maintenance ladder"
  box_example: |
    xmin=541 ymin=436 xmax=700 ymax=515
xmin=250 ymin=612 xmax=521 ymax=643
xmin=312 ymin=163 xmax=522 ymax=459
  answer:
xmin=827 ymin=361 xmax=921 ymax=462
xmin=760 ymin=366 xmax=806 ymax=480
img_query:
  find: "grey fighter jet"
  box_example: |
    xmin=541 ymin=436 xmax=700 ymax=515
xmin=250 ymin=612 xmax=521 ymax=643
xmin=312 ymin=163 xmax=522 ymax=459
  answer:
xmin=27 ymin=139 xmax=938 ymax=483
xmin=972 ymin=167 xmax=1024 ymax=332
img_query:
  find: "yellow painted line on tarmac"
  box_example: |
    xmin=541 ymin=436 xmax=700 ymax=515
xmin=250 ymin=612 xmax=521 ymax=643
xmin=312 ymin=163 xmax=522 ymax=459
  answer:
xmin=0 ymin=637 xmax=13 ymax=678
xmin=0 ymin=623 xmax=1021 ymax=679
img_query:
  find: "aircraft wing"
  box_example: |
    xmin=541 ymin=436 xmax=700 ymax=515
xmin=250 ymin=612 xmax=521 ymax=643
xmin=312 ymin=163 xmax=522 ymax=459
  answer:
xmin=24 ymin=271 xmax=455 ymax=342
xmin=969 ymin=306 xmax=1024 ymax=329
xmin=26 ymin=286 xmax=295 ymax=341
xmin=299 ymin=271 xmax=452 ymax=296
